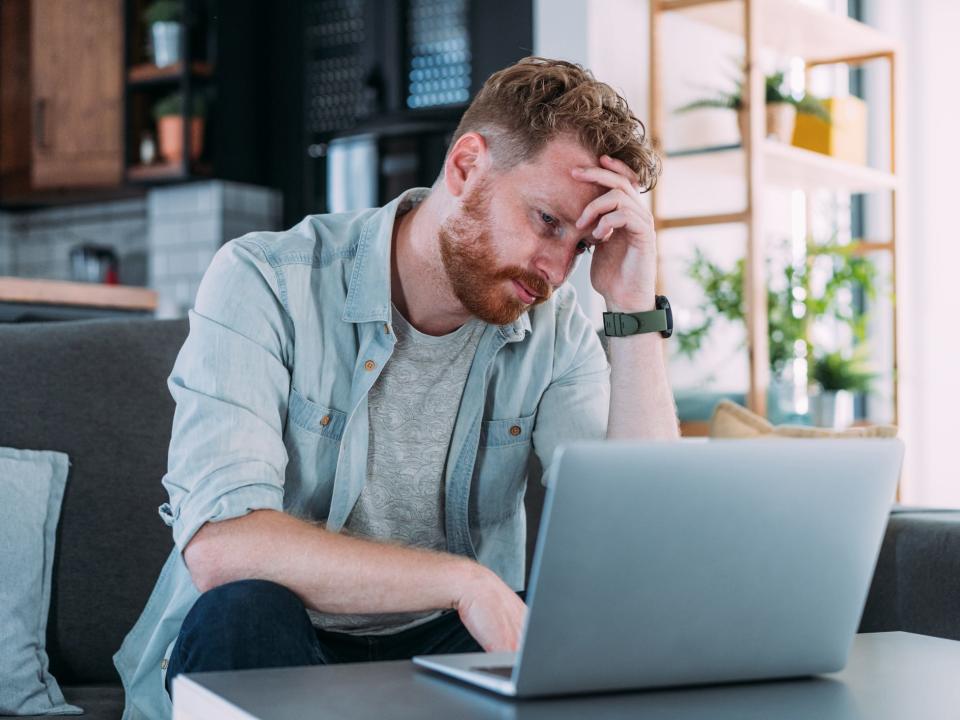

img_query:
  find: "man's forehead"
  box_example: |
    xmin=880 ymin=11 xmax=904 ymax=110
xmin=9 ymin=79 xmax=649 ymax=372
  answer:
xmin=517 ymin=138 xmax=605 ymax=218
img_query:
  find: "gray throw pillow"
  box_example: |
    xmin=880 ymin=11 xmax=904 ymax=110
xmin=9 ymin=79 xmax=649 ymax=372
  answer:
xmin=0 ymin=447 xmax=82 ymax=716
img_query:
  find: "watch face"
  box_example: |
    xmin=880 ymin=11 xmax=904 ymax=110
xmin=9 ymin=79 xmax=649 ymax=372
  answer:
xmin=656 ymin=295 xmax=673 ymax=338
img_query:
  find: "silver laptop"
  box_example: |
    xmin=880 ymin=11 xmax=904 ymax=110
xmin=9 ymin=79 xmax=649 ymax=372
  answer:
xmin=414 ymin=438 xmax=904 ymax=697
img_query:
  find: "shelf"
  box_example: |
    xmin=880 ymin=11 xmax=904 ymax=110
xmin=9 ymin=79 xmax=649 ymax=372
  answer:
xmin=0 ymin=277 xmax=157 ymax=312
xmin=127 ymin=61 xmax=213 ymax=86
xmin=126 ymin=161 xmax=212 ymax=183
xmin=0 ymin=186 xmax=145 ymax=210
xmin=661 ymin=0 xmax=900 ymax=65
xmin=663 ymin=140 xmax=897 ymax=195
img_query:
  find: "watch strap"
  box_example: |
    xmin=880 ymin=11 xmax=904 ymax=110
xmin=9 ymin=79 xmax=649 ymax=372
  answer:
xmin=603 ymin=309 xmax=668 ymax=337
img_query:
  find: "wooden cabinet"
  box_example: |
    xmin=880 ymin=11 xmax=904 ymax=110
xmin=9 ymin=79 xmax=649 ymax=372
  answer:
xmin=0 ymin=0 xmax=124 ymax=201
xmin=0 ymin=0 xmax=32 ymax=198
xmin=30 ymin=0 xmax=123 ymax=188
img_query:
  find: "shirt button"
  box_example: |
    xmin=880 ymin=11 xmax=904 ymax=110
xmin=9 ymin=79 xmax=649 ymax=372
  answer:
xmin=319 ymin=415 xmax=331 ymax=427
xmin=510 ymin=425 xmax=522 ymax=437
xmin=364 ymin=359 xmax=376 ymax=371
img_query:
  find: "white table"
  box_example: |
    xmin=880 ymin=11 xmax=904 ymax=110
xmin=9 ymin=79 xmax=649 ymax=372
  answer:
xmin=173 ymin=632 xmax=960 ymax=719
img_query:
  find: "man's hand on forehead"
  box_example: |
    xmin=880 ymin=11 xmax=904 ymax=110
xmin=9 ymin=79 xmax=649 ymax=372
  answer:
xmin=571 ymin=155 xmax=645 ymax=244
xmin=569 ymin=154 xmax=658 ymax=309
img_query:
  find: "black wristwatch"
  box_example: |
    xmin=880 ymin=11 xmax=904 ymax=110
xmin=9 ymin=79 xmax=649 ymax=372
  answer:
xmin=602 ymin=295 xmax=673 ymax=338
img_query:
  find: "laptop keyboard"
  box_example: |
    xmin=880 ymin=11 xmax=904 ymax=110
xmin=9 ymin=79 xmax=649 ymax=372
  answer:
xmin=473 ymin=665 xmax=514 ymax=679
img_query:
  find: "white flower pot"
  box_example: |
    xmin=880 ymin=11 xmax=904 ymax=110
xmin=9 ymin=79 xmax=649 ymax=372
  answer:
xmin=151 ymin=22 xmax=182 ymax=68
xmin=809 ymin=390 xmax=855 ymax=429
xmin=736 ymin=103 xmax=798 ymax=144
xmin=766 ymin=102 xmax=797 ymax=143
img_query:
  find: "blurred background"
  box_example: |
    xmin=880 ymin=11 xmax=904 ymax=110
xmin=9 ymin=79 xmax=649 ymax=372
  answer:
xmin=0 ymin=0 xmax=956 ymax=505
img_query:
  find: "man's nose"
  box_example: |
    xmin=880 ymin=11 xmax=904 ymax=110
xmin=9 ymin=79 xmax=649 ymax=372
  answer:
xmin=532 ymin=246 xmax=572 ymax=288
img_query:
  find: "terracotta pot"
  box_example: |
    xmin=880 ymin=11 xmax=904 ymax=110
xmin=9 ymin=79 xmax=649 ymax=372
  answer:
xmin=737 ymin=103 xmax=798 ymax=144
xmin=157 ymin=116 xmax=204 ymax=163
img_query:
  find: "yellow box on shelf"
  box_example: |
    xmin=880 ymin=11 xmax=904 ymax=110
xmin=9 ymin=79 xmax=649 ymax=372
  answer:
xmin=792 ymin=96 xmax=867 ymax=165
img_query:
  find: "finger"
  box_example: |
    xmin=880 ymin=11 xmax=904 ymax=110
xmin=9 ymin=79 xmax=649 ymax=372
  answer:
xmin=593 ymin=210 xmax=629 ymax=239
xmin=570 ymin=164 xmax=635 ymax=195
xmin=594 ymin=209 xmax=653 ymax=240
xmin=599 ymin=154 xmax=642 ymax=188
xmin=575 ymin=188 xmax=628 ymax=230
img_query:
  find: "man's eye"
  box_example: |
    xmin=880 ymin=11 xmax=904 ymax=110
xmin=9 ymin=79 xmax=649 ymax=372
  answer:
xmin=540 ymin=211 xmax=557 ymax=227
xmin=575 ymin=239 xmax=590 ymax=255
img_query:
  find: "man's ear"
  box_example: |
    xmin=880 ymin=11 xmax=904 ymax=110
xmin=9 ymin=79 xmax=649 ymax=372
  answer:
xmin=443 ymin=132 xmax=491 ymax=198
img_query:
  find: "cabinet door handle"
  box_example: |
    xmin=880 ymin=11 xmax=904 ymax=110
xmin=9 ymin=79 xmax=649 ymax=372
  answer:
xmin=35 ymin=98 xmax=48 ymax=150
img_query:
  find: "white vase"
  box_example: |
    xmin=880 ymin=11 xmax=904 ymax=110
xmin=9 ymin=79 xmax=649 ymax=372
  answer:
xmin=736 ymin=103 xmax=797 ymax=144
xmin=765 ymin=102 xmax=797 ymax=143
xmin=809 ymin=390 xmax=855 ymax=429
xmin=151 ymin=22 xmax=182 ymax=68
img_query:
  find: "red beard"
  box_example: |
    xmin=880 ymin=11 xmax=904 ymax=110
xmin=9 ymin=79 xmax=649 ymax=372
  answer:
xmin=438 ymin=183 xmax=552 ymax=326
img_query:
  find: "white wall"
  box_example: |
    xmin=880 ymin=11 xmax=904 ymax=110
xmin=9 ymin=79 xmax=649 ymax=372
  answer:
xmin=534 ymin=0 xmax=600 ymax=323
xmin=867 ymin=0 xmax=960 ymax=506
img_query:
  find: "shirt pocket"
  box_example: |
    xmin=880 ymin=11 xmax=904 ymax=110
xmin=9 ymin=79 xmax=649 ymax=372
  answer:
xmin=471 ymin=412 xmax=536 ymax=525
xmin=287 ymin=385 xmax=347 ymax=441
xmin=283 ymin=385 xmax=347 ymax=518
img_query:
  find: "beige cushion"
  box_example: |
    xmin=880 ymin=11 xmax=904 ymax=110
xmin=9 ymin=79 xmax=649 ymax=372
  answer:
xmin=709 ymin=400 xmax=898 ymax=439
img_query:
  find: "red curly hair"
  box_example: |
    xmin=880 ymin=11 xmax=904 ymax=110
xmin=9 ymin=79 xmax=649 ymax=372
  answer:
xmin=451 ymin=56 xmax=661 ymax=192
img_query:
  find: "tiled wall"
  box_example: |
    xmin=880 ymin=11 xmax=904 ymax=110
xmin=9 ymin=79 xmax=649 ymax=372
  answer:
xmin=0 ymin=199 xmax=149 ymax=285
xmin=0 ymin=213 xmax=11 ymax=275
xmin=0 ymin=180 xmax=282 ymax=319
xmin=149 ymin=181 xmax=282 ymax=318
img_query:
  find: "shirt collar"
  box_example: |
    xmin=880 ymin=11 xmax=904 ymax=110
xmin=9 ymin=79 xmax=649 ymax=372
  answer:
xmin=341 ymin=187 xmax=532 ymax=341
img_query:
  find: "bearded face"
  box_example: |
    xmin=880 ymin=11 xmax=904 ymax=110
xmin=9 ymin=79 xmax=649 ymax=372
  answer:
xmin=438 ymin=182 xmax=552 ymax=326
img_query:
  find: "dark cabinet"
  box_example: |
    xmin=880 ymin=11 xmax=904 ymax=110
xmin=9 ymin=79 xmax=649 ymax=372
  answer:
xmin=0 ymin=0 xmax=32 ymax=199
xmin=289 ymin=0 xmax=534 ymax=224
xmin=123 ymin=0 xmax=270 ymax=187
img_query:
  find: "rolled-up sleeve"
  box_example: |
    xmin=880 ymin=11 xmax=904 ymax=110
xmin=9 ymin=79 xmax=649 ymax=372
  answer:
xmin=531 ymin=291 xmax=611 ymax=483
xmin=159 ymin=238 xmax=293 ymax=552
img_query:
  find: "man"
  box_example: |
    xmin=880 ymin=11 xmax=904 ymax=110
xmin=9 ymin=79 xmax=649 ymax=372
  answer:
xmin=114 ymin=56 xmax=678 ymax=720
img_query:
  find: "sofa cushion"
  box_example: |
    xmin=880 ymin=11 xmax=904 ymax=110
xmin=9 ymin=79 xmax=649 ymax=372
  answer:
xmin=19 ymin=686 xmax=125 ymax=720
xmin=0 ymin=447 xmax=81 ymax=716
xmin=709 ymin=399 xmax=898 ymax=438
xmin=0 ymin=318 xmax=188 ymax=685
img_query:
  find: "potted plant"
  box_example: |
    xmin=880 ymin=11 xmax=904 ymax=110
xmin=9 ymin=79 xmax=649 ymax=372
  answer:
xmin=152 ymin=91 xmax=206 ymax=164
xmin=144 ymin=0 xmax=183 ymax=68
xmin=809 ymin=348 xmax=876 ymax=429
xmin=676 ymin=239 xmax=879 ymax=422
xmin=676 ymin=70 xmax=830 ymax=144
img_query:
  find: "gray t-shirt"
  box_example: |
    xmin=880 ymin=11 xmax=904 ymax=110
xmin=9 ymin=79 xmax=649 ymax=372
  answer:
xmin=308 ymin=304 xmax=484 ymax=634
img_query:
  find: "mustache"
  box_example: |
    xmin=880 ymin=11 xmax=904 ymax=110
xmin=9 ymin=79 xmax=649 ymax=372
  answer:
xmin=495 ymin=266 xmax=552 ymax=300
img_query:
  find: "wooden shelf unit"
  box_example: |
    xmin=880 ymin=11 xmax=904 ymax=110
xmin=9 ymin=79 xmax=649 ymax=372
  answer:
xmin=660 ymin=0 xmax=900 ymax=63
xmin=127 ymin=61 xmax=213 ymax=86
xmin=663 ymin=141 xmax=897 ymax=197
xmin=650 ymin=0 xmax=902 ymax=426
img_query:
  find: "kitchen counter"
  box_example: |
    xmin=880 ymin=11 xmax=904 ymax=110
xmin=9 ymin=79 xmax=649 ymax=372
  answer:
xmin=0 ymin=276 xmax=157 ymax=322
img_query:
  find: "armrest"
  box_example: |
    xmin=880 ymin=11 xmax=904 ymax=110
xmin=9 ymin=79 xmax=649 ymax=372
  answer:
xmin=859 ymin=509 xmax=960 ymax=641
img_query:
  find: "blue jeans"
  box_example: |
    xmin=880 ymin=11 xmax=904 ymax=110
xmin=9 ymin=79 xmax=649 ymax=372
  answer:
xmin=165 ymin=579 xmax=523 ymax=697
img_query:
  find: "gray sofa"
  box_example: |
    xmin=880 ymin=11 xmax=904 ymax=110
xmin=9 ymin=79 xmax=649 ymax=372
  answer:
xmin=1 ymin=317 xmax=957 ymax=719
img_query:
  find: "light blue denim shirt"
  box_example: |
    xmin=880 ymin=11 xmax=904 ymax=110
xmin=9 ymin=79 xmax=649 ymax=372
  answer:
xmin=113 ymin=188 xmax=610 ymax=719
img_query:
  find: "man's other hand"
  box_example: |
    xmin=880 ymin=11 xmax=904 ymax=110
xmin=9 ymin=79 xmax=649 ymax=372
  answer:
xmin=455 ymin=565 xmax=528 ymax=652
